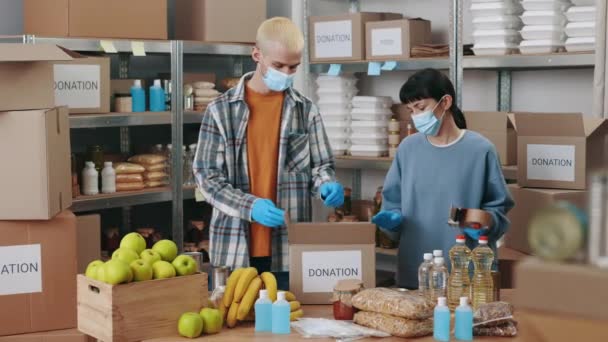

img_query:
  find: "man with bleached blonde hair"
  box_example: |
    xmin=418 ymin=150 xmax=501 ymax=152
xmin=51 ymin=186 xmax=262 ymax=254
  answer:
xmin=193 ymin=17 xmax=343 ymax=284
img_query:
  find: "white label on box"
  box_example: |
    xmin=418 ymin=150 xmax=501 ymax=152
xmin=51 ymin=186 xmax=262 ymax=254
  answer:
xmin=54 ymin=64 xmax=101 ymax=108
xmin=371 ymin=27 xmax=403 ymax=56
xmin=0 ymin=244 xmax=42 ymax=296
xmin=527 ymin=144 xmax=576 ymax=182
xmin=314 ymin=20 xmax=353 ymax=59
xmin=301 ymin=250 xmax=362 ymax=293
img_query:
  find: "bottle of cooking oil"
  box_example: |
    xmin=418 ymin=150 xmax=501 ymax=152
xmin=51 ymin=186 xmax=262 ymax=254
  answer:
xmin=448 ymin=235 xmax=471 ymax=311
xmin=472 ymin=236 xmax=494 ymax=310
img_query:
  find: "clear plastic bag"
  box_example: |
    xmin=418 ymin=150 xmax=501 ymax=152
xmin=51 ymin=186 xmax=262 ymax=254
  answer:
xmin=351 ymin=288 xmax=435 ymax=320
xmin=353 ymin=311 xmax=433 ymax=338
xmin=291 ymin=318 xmax=390 ymax=341
xmin=474 ymin=321 xmax=518 ymax=337
xmin=474 ymin=302 xmax=514 ymax=327
xmin=208 ymin=285 xmax=225 ymax=309
xmin=114 ymin=162 xmax=145 ymax=174
xmin=128 ymin=154 xmax=168 ymax=165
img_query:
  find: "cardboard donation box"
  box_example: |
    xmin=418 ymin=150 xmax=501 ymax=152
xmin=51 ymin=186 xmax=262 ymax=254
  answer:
xmin=0 ymin=329 xmax=94 ymax=342
xmin=309 ymin=12 xmax=403 ymax=63
xmin=0 ymin=107 xmax=72 ymax=220
xmin=506 ymin=184 xmax=587 ymax=254
xmin=77 ymin=273 xmax=208 ymax=342
xmin=0 ymin=211 xmax=78 ymax=336
xmin=288 ymin=222 xmax=376 ymax=304
xmin=0 ymin=44 xmax=72 ymax=111
xmin=366 ymin=18 xmax=431 ymax=60
xmin=466 ymin=111 xmax=517 ymax=166
xmin=24 ymin=0 xmax=169 ymax=40
xmin=515 ymin=113 xmax=608 ymax=190
xmin=76 ymin=215 xmax=101 ymax=274
xmin=514 ymin=258 xmax=608 ymax=341
xmin=175 ymin=0 xmax=267 ymax=43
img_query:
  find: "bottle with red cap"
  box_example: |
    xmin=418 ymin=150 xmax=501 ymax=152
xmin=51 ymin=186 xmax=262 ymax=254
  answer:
xmin=448 ymin=234 xmax=471 ymax=310
xmin=472 ymin=236 xmax=494 ymax=310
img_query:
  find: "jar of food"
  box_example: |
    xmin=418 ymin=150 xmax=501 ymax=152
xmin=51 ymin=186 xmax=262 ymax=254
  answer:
xmin=87 ymin=145 xmax=105 ymax=172
xmin=332 ymin=279 xmax=363 ymax=320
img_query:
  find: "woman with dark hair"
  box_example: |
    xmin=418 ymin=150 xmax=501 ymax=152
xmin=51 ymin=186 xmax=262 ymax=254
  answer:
xmin=372 ymin=69 xmax=514 ymax=289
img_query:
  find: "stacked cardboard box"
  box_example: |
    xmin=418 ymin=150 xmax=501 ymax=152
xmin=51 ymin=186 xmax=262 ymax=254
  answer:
xmin=505 ymin=113 xmax=608 ymax=254
xmin=0 ymin=45 xmax=100 ymax=340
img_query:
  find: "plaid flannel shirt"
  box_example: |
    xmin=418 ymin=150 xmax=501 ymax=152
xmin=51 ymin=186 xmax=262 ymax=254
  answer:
xmin=193 ymin=72 xmax=337 ymax=272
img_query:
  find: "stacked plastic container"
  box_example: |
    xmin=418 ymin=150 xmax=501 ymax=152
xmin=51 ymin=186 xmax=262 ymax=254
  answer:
xmin=349 ymin=96 xmax=393 ymax=157
xmin=565 ymin=0 xmax=596 ymax=52
xmin=519 ymin=0 xmax=571 ymax=54
xmin=316 ymin=75 xmax=358 ymax=156
xmin=471 ymin=0 xmax=524 ymax=56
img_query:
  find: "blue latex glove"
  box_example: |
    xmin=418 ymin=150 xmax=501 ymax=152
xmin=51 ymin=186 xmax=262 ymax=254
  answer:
xmin=372 ymin=211 xmax=403 ymax=231
xmin=251 ymin=199 xmax=285 ymax=228
xmin=320 ymin=182 xmax=344 ymax=208
xmin=464 ymin=228 xmax=489 ymax=241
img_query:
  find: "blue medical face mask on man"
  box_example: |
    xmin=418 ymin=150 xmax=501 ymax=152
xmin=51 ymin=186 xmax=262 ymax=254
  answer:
xmin=262 ymin=64 xmax=295 ymax=92
xmin=411 ymin=96 xmax=447 ymax=136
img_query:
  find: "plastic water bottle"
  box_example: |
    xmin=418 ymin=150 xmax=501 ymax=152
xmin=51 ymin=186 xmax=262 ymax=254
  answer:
xmin=472 ymin=236 xmax=494 ymax=310
xmin=149 ymin=79 xmax=165 ymax=112
xmin=271 ymin=291 xmax=290 ymax=334
xmin=130 ymin=80 xmax=146 ymax=112
xmin=455 ymin=297 xmax=473 ymax=341
xmin=430 ymin=257 xmax=448 ymax=303
xmin=82 ymin=161 xmax=99 ymax=195
xmin=448 ymin=235 xmax=471 ymax=311
xmin=101 ymin=161 xmax=116 ymax=194
xmin=418 ymin=253 xmax=433 ymax=299
xmin=433 ymin=297 xmax=450 ymax=341
xmin=255 ymin=289 xmax=272 ymax=332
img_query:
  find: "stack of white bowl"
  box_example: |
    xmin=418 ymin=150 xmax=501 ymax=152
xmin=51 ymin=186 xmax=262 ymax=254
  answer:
xmin=519 ymin=0 xmax=571 ymax=54
xmin=565 ymin=0 xmax=596 ymax=52
xmin=316 ymin=75 xmax=358 ymax=156
xmin=349 ymin=96 xmax=393 ymax=157
xmin=471 ymin=0 xmax=524 ymax=56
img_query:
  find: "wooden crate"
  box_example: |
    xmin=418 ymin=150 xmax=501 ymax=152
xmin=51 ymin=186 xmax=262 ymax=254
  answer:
xmin=77 ymin=273 xmax=207 ymax=342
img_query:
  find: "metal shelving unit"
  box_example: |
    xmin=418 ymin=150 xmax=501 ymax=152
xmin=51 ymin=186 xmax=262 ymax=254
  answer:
xmin=11 ymin=35 xmax=252 ymax=250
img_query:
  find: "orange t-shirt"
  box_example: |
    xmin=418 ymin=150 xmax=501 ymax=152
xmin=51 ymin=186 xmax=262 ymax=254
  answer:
xmin=245 ymin=84 xmax=284 ymax=257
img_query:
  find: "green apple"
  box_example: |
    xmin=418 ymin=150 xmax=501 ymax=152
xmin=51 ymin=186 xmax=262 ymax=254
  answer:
xmin=172 ymin=255 xmax=198 ymax=276
xmin=85 ymin=260 xmax=104 ymax=280
xmin=152 ymin=260 xmax=176 ymax=279
xmin=140 ymin=249 xmax=162 ymax=265
xmin=152 ymin=240 xmax=178 ymax=262
xmin=120 ymin=232 xmax=147 ymax=254
xmin=178 ymin=312 xmax=204 ymax=338
xmin=199 ymin=307 xmax=222 ymax=334
xmin=96 ymin=262 xmax=107 ymax=283
xmin=103 ymin=259 xmax=133 ymax=285
xmin=130 ymin=259 xmax=153 ymax=282
xmin=112 ymin=248 xmax=140 ymax=265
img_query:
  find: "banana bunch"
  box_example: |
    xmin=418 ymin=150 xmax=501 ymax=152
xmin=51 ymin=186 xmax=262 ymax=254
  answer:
xmin=220 ymin=267 xmax=304 ymax=328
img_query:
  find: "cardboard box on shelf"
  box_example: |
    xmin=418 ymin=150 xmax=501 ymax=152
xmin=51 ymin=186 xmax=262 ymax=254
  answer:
xmin=288 ymin=222 xmax=376 ymax=304
xmin=175 ymin=0 xmax=267 ymax=43
xmin=309 ymin=12 xmax=403 ymax=63
xmin=514 ymin=257 xmax=608 ymax=321
xmin=76 ymin=214 xmax=101 ymax=274
xmin=0 ymin=329 xmax=94 ymax=342
xmin=77 ymin=273 xmax=208 ymax=342
xmin=506 ymin=184 xmax=587 ymax=254
xmin=515 ymin=113 xmax=608 ymax=190
xmin=365 ymin=18 xmax=431 ymax=61
xmin=51 ymin=54 xmax=111 ymax=114
xmin=466 ymin=111 xmax=517 ymax=166
xmin=0 ymin=107 xmax=72 ymax=220
xmin=0 ymin=44 xmax=73 ymax=112
xmin=0 ymin=211 xmax=78 ymax=336
xmin=110 ymin=79 xmax=146 ymax=96
xmin=24 ymin=0 xmax=168 ymax=39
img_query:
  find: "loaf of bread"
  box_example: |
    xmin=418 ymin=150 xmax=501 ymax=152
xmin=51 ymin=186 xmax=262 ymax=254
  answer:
xmin=114 ymin=162 xmax=145 ymax=174
xmin=128 ymin=154 xmax=167 ymax=165
xmin=143 ymin=162 xmax=166 ymax=172
xmin=144 ymin=171 xmax=169 ymax=181
xmin=351 ymin=288 xmax=434 ymax=320
xmin=194 ymin=88 xmax=220 ymax=97
xmin=116 ymin=174 xmax=144 ymax=183
xmin=116 ymin=182 xmax=145 ymax=192
xmin=353 ymin=311 xmax=433 ymax=338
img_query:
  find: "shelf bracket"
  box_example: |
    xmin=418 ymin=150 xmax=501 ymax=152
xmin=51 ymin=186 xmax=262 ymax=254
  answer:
xmin=497 ymin=70 xmax=512 ymax=112
xmin=449 ymin=0 xmax=464 ymax=108
xmin=171 ymin=40 xmax=185 ymax=252
xmin=352 ymin=169 xmax=362 ymax=201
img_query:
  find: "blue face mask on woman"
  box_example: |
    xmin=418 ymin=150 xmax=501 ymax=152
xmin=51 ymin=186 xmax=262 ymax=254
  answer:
xmin=262 ymin=65 xmax=295 ymax=92
xmin=411 ymin=96 xmax=447 ymax=136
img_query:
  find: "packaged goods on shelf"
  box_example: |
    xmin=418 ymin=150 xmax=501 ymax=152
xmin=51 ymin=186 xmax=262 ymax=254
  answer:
xmin=521 ymin=0 xmax=572 ymax=12
xmin=520 ymin=39 xmax=566 ymax=53
xmin=565 ymin=6 xmax=596 ymax=22
xmin=143 ymin=171 xmax=169 ymax=181
xmin=128 ymin=154 xmax=167 ymax=165
xmin=472 ymin=29 xmax=523 ymax=45
xmin=116 ymin=182 xmax=145 ymax=192
xmin=470 ymin=1 xmax=524 ymax=17
xmin=330 ymin=142 xmax=350 ymax=156
xmin=365 ymin=18 xmax=432 ymax=61
xmin=316 ymin=91 xmax=358 ymax=103
xmin=521 ymin=10 xmax=568 ymax=25
xmin=520 ymin=25 xmax=566 ymax=40
xmin=145 ymin=180 xmax=169 ymax=188
xmin=316 ymin=75 xmax=358 ymax=88
xmin=322 ymin=114 xmax=350 ymax=122
xmin=350 ymin=144 xmax=389 ymax=157
xmin=350 ymin=132 xmax=389 ymax=146
xmin=565 ymin=21 xmax=595 ymax=37
xmin=353 ymin=311 xmax=433 ymax=338
xmin=565 ymin=36 xmax=595 ymax=52
xmin=570 ymin=0 xmax=595 ymax=5
xmin=116 ymin=174 xmax=144 ymax=183
xmin=352 ymin=96 xmax=392 ymax=110
xmin=473 ymin=15 xmax=524 ymax=30
xmin=114 ymin=162 xmax=145 ymax=174
xmin=351 ymin=288 xmax=435 ymax=320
